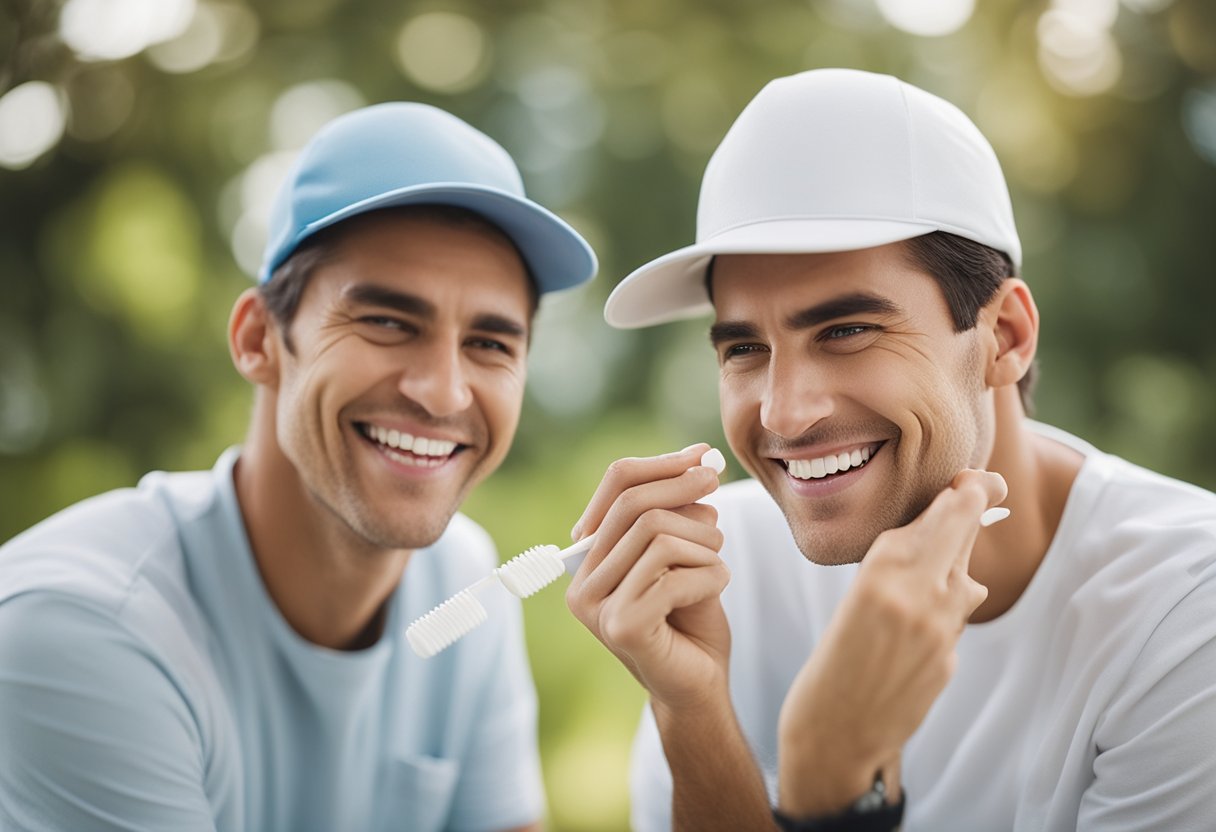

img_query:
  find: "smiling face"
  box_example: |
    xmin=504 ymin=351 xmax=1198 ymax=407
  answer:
xmin=710 ymin=243 xmax=995 ymax=564
xmin=268 ymin=210 xmax=532 ymax=552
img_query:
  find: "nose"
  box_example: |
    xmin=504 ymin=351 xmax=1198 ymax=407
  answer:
xmin=759 ymin=351 xmax=833 ymax=439
xmin=396 ymin=338 xmax=473 ymax=417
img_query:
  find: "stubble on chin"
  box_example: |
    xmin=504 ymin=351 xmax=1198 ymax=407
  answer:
xmin=781 ymin=480 xmax=944 ymax=566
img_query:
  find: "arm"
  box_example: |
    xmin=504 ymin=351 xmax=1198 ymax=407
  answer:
xmin=566 ymin=444 xmax=774 ymax=831
xmin=775 ymin=469 xmax=1006 ymax=818
xmin=0 ymin=593 xmax=219 ymax=832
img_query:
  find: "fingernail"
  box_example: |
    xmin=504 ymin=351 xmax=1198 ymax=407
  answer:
xmin=680 ymin=443 xmax=705 ymax=454
xmin=980 ymin=507 xmax=1011 ymax=527
xmin=570 ymin=522 xmax=583 ymax=541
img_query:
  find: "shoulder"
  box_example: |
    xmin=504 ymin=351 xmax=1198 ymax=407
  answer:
xmin=0 ymin=468 xmax=221 ymax=671
xmin=1071 ymin=449 xmax=1216 ymax=582
xmin=0 ymin=480 xmax=183 ymax=611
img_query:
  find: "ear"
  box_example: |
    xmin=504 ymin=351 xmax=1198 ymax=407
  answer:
xmin=983 ymin=278 xmax=1039 ymax=389
xmin=229 ymin=288 xmax=282 ymax=388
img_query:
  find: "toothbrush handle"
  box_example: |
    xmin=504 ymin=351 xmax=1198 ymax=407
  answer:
xmin=555 ymin=533 xmax=596 ymax=561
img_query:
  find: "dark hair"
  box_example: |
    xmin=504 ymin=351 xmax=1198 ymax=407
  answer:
xmin=258 ymin=204 xmax=540 ymax=353
xmin=703 ymin=231 xmax=1037 ymax=414
xmin=903 ymin=231 xmax=1036 ymax=415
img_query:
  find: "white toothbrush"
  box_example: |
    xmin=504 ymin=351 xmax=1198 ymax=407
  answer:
xmin=980 ymin=507 xmax=1010 ymax=527
xmin=406 ymin=448 xmax=728 ymax=659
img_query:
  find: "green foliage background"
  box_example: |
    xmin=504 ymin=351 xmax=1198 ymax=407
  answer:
xmin=2 ymin=1 xmax=1215 ymax=829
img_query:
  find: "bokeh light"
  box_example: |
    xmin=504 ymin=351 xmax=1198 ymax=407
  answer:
xmin=269 ymin=80 xmax=365 ymax=151
xmin=395 ymin=12 xmax=489 ymax=93
xmin=876 ymin=0 xmax=976 ymax=37
xmin=145 ymin=1 xmax=259 ymax=74
xmin=0 ymin=81 xmax=66 ymax=170
xmin=1183 ymin=83 xmax=1216 ymax=167
xmin=59 ymin=0 xmax=196 ymax=62
xmin=1037 ymin=8 xmax=1123 ymax=96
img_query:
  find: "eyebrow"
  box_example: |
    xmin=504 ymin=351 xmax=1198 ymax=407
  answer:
xmin=341 ymin=283 xmax=528 ymax=339
xmin=785 ymin=292 xmax=903 ymax=330
xmin=709 ymin=291 xmax=903 ymax=347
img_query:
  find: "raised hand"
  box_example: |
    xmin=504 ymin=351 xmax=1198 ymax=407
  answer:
xmin=565 ymin=444 xmax=731 ymax=710
xmin=777 ymin=468 xmax=1009 ymax=816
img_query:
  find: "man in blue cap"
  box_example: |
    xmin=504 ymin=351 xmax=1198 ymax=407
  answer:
xmin=566 ymin=68 xmax=1216 ymax=831
xmin=0 ymin=103 xmax=596 ymax=831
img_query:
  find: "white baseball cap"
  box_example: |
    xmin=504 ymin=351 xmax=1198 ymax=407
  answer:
xmin=604 ymin=68 xmax=1020 ymax=329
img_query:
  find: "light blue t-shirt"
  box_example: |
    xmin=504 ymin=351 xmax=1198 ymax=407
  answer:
xmin=0 ymin=448 xmax=543 ymax=832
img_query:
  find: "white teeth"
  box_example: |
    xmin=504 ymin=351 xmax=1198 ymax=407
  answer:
xmin=785 ymin=445 xmax=878 ymax=481
xmin=363 ymin=425 xmax=457 ymax=458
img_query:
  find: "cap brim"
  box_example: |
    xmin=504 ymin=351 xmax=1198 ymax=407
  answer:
xmin=268 ymin=183 xmax=597 ymax=293
xmin=604 ymin=217 xmax=940 ymax=329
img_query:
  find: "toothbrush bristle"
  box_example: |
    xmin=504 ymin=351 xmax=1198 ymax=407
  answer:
xmin=406 ymin=590 xmax=489 ymax=658
xmin=497 ymin=545 xmax=564 ymax=598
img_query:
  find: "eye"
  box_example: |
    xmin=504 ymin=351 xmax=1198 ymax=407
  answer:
xmin=467 ymin=336 xmax=515 ymax=356
xmin=358 ymin=315 xmax=410 ymax=331
xmin=720 ymin=343 xmax=768 ymax=360
xmin=822 ymin=324 xmax=873 ymax=340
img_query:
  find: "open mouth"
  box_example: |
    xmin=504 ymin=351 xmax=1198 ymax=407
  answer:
xmin=356 ymin=422 xmax=464 ymax=468
xmin=781 ymin=441 xmax=884 ymax=481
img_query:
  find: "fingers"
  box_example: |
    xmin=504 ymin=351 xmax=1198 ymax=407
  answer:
xmin=905 ymin=469 xmax=1007 ymax=574
xmin=612 ymin=533 xmax=726 ymax=602
xmin=574 ymin=509 xmax=724 ymax=601
xmin=571 ymin=444 xmax=711 ymax=541
xmin=572 ymin=462 xmax=721 ymax=581
xmin=597 ymin=545 xmax=731 ymax=656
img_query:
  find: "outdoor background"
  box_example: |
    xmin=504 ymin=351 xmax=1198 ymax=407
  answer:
xmin=2 ymin=0 xmax=1215 ymax=829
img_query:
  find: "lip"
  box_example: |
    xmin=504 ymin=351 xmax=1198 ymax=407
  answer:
xmin=772 ymin=440 xmax=886 ymax=498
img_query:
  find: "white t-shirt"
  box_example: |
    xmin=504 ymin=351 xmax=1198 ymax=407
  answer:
xmin=0 ymin=448 xmax=543 ymax=832
xmin=631 ymin=424 xmax=1216 ymax=831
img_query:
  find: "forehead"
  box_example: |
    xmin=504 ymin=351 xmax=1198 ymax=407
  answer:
xmin=709 ymin=242 xmax=945 ymax=322
xmin=311 ymin=211 xmax=533 ymax=313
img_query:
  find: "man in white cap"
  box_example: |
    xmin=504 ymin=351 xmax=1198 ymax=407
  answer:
xmin=565 ymin=68 xmax=1216 ymax=831
xmin=0 ymin=103 xmax=596 ymax=831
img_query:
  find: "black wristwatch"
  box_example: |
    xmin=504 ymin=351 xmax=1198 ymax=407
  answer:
xmin=772 ymin=776 xmax=905 ymax=832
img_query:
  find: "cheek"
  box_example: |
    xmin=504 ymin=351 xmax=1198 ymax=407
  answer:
xmin=481 ymin=371 xmax=526 ymax=445
xmin=718 ymin=374 xmax=763 ymax=469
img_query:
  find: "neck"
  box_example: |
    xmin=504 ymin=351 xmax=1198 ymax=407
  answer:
xmin=966 ymin=391 xmax=1083 ymax=623
xmin=234 ymin=394 xmax=412 ymax=651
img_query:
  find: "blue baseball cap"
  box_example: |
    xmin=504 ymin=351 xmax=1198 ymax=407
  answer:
xmin=258 ymin=102 xmax=597 ymax=292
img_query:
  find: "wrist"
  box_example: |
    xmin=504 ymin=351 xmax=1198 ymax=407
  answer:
xmin=773 ymin=775 xmax=905 ymax=832
xmin=651 ymin=678 xmax=733 ymax=729
xmin=777 ymin=731 xmax=884 ymax=817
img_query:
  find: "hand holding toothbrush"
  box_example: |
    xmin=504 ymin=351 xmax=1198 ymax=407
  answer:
xmin=405 ymin=444 xmax=727 ymax=659
xmin=565 ymin=443 xmax=733 ymax=712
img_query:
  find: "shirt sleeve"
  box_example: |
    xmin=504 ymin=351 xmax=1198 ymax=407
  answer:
xmin=629 ymin=703 xmax=674 ymax=832
xmin=1079 ymin=579 xmax=1216 ymax=831
xmin=0 ymin=592 xmax=219 ymax=832
xmin=445 ymin=587 xmax=545 ymax=832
